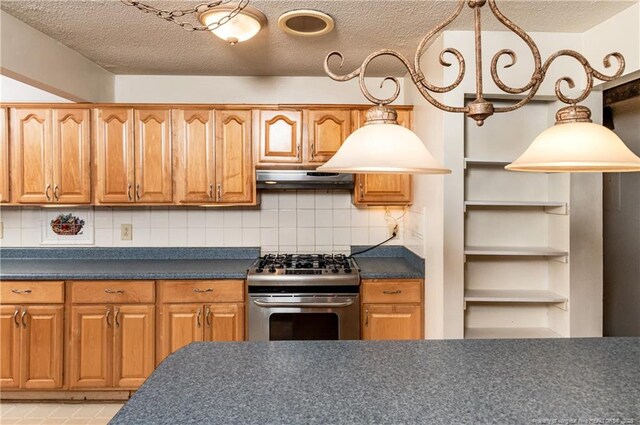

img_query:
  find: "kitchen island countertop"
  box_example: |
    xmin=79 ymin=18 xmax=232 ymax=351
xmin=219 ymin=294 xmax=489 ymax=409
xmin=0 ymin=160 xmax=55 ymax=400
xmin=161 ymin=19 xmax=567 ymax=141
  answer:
xmin=110 ymin=338 xmax=640 ymax=425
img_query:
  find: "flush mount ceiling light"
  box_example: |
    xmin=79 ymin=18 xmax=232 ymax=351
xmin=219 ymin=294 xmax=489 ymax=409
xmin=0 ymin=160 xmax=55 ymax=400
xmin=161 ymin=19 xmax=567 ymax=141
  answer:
xmin=278 ymin=10 xmax=334 ymax=37
xmin=323 ymin=0 xmax=640 ymax=174
xmin=122 ymin=0 xmax=265 ymax=44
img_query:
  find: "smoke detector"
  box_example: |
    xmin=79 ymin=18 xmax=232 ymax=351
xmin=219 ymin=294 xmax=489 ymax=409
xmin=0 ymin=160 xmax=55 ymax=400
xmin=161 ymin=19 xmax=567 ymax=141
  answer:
xmin=278 ymin=10 xmax=334 ymax=37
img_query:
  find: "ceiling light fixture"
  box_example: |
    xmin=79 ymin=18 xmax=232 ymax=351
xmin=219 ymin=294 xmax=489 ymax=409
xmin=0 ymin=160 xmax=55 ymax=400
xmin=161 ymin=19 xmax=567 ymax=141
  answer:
xmin=320 ymin=0 xmax=640 ymax=174
xmin=122 ymin=0 xmax=265 ymax=45
xmin=278 ymin=10 xmax=335 ymax=37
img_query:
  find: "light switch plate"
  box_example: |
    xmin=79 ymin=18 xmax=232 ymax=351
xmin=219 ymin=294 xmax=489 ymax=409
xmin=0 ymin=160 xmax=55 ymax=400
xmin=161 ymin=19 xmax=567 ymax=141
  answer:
xmin=121 ymin=224 xmax=132 ymax=240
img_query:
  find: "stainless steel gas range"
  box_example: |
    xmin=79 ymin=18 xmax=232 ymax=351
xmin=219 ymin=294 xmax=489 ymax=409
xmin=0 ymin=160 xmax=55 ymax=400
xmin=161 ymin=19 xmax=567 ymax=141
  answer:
xmin=247 ymin=254 xmax=360 ymax=341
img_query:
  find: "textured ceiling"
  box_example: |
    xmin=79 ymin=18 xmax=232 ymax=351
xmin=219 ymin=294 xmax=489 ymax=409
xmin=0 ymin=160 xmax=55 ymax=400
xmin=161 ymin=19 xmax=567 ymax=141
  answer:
xmin=1 ymin=0 xmax=636 ymax=76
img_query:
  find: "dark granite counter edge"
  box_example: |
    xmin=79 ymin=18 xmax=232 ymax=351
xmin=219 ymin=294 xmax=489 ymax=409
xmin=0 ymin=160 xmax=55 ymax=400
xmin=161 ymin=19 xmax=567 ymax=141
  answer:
xmin=0 ymin=247 xmax=261 ymax=260
xmin=0 ymin=273 xmax=250 ymax=281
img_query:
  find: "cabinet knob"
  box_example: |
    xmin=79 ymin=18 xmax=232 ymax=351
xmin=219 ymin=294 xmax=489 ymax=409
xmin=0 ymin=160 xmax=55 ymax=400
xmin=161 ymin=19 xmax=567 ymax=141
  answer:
xmin=365 ymin=309 xmax=369 ymax=327
xmin=310 ymin=143 xmax=315 ymax=159
xmin=104 ymin=289 xmax=125 ymax=294
xmin=53 ymin=185 xmax=60 ymax=201
xmin=114 ymin=308 xmax=120 ymax=328
xmin=127 ymin=184 xmax=133 ymax=201
xmin=193 ymin=288 xmax=214 ymax=293
xmin=45 ymin=184 xmax=51 ymax=201
xmin=106 ymin=308 xmax=112 ymax=328
xmin=359 ymin=183 xmax=364 ymax=201
xmin=136 ymin=184 xmax=141 ymax=201
xmin=296 ymin=144 xmax=301 ymax=160
xmin=209 ymin=184 xmax=214 ymax=199
xmin=205 ymin=307 xmax=211 ymax=328
xmin=382 ymin=290 xmax=402 ymax=295
xmin=11 ymin=289 xmax=32 ymax=294
xmin=216 ymin=184 xmax=222 ymax=202
xmin=21 ymin=309 xmax=28 ymax=328
xmin=13 ymin=308 xmax=20 ymax=328
xmin=196 ymin=309 xmax=202 ymax=328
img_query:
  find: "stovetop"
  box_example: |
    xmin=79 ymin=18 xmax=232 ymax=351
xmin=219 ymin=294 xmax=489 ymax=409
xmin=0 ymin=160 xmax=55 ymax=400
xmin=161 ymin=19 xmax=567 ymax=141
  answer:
xmin=247 ymin=254 xmax=360 ymax=286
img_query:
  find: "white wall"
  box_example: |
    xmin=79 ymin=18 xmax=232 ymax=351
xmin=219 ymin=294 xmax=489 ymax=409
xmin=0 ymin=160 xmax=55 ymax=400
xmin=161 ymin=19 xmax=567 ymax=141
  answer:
xmin=0 ymin=191 xmax=405 ymax=254
xmin=0 ymin=10 xmax=114 ymax=102
xmin=114 ymin=75 xmax=405 ymax=105
xmin=0 ymin=75 xmax=71 ymax=102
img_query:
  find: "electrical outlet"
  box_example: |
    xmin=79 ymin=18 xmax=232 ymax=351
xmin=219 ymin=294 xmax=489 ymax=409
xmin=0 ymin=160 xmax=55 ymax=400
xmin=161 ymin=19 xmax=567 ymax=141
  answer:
xmin=388 ymin=223 xmax=399 ymax=238
xmin=121 ymin=224 xmax=132 ymax=241
xmin=0 ymin=222 xmax=3 ymax=239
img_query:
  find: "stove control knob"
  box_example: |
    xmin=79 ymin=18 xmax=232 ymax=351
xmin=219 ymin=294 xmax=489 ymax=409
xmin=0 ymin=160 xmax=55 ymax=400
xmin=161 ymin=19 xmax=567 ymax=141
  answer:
xmin=331 ymin=268 xmax=339 ymax=273
xmin=269 ymin=267 xmax=276 ymax=273
xmin=344 ymin=268 xmax=352 ymax=274
xmin=256 ymin=268 xmax=264 ymax=273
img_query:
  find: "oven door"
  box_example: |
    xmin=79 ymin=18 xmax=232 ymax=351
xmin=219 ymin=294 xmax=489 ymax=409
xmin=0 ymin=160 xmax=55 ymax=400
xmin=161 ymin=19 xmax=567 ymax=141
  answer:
xmin=248 ymin=294 xmax=360 ymax=341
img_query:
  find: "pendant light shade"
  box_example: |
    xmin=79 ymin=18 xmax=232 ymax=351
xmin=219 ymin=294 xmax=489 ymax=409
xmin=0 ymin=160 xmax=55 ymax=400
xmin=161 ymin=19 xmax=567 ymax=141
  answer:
xmin=506 ymin=106 xmax=640 ymax=173
xmin=316 ymin=106 xmax=451 ymax=174
xmin=199 ymin=6 xmax=266 ymax=45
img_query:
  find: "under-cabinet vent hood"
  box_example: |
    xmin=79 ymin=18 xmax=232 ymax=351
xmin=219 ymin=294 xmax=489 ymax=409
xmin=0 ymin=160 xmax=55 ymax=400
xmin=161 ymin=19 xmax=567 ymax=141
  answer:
xmin=256 ymin=170 xmax=354 ymax=190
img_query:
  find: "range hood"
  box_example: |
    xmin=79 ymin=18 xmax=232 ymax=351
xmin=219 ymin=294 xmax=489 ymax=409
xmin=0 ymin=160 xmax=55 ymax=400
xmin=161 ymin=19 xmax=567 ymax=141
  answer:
xmin=256 ymin=170 xmax=354 ymax=190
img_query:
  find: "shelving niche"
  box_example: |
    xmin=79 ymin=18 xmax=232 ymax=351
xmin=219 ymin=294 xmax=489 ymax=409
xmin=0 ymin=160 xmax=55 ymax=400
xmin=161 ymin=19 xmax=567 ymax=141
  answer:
xmin=463 ymin=100 xmax=572 ymax=339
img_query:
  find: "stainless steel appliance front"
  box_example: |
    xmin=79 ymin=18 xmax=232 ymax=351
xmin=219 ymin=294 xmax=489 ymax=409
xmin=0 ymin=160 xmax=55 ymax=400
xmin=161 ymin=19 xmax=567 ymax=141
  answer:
xmin=248 ymin=293 xmax=360 ymax=341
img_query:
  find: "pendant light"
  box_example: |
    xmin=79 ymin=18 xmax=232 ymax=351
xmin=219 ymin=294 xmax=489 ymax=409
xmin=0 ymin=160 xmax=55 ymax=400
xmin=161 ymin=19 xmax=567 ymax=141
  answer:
xmin=199 ymin=5 xmax=266 ymax=45
xmin=316 ymin=105 xmax=451 ymax=174
xmin=506 ymin=106 xmax=640 ymax=172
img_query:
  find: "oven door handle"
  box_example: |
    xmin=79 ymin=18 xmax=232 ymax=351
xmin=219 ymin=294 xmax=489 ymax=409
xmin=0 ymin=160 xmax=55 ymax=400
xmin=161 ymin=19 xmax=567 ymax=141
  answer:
xmin=252 ymin=299 xmax=354 ymax=308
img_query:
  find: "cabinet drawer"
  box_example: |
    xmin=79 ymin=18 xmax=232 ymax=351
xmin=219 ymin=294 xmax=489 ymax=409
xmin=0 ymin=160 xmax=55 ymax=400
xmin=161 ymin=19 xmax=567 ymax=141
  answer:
xmin=71 ymin=281 xmax=155 ymax=304
xmin=159 ymin=280 xmax=244 ymax=303
xmin=1 ymin=281 xmax=64 ymax=304
xmin=361 ymin=279 xmax=422 ymax=304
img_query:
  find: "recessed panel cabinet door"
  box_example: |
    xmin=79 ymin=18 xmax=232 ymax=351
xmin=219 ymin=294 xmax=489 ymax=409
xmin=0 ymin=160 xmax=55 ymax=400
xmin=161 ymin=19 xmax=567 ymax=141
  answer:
xmin=160 ymin=304 xmax=203 ymax=363
xmin=204 ymin=304 xmax=244 ymax=342
xmin=113 ymin=305 xmax=155 ymax=389
xmin=256 ymin=110 xmax=302 ymax=164
xmin=95 ymin=108 xmax=135 ymax=203
xmin=306 ymin=109 xmax=350 ymax=163
xmin=70 ymin=306 xmax=112 ymax=389
xmin=52 ymin=109 xmax=91 ymax=203
xmin=11 ymin=109 xmax=52 ymax=203
xmin=216 ymin=110 xmax=254 ymax=204
xmin=135 ymin=109 xmax=172 ymax=203
xmin=21 ymin=305 xmax=63 ymax=389
xmin=173 ymin=109 xmax=215 ymax=203
xmin=0 ymin=306 xmax=21 ymax=389
xmin=0 ymin=108 xmax=9 ymax=203
xmin=362 ymin=304 xmax=422 ymax=340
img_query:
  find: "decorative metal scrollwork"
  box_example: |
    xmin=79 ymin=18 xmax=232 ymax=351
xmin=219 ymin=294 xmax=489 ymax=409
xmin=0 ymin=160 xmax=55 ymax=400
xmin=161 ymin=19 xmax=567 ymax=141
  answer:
xmin=324 ymin=0 xmax=625 ymax=126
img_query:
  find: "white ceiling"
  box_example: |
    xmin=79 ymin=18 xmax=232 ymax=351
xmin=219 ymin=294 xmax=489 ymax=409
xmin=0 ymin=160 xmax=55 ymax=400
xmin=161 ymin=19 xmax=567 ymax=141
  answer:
xmin=1 ymin=0 xmax=636 ymax=76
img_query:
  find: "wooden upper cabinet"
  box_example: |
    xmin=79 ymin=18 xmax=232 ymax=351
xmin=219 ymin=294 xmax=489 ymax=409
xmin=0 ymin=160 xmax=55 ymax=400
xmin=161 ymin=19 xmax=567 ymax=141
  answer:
xmin=113 ymin=305 xmax=155 ymax=389
xmin=10 ymin=108 xmax=52 ymax=203
xmin=256 ymin=110 xmax=302 ymax=164
xmin=135 ymin=109 xmax=172 ymax=203
xmin=0 ymin=306 xmax=21 ymax=389
xmin=216 ymin=110 xmax=254 ymax=204
xmin=52 ymin=109 xmax=91 ymax=203
xmin=173 ymin=109 xmax=215 ymax=203
xmin=94 ymin=108 xmax=135 ymax=204
xmin=0 ymin=108 xmax=9 ymax=203
xmin=353 ymin=108 xmax=412 ymax=206
xmin=21 ymin=305 xmax=63 ymax=389
xmin=306 ymin=109 xmax=350 ymax=163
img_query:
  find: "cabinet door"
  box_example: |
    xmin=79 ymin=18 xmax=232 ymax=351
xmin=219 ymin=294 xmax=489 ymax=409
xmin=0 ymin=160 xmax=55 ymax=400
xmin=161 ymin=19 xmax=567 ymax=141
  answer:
xmin=52 ymin=109 xmax=91 ymax=203
xmin=256 ymin=110 xmax=302 ymax=164
xmin=215 ymin=110 xmax=254 ymax=204
xmin=306 ymin=109 xmax=350 ymax=163
xmin=10 ymin=108 xmax=52 ymax=203
xmin=362 ymin=304 xmax=422 ymax=340
xmin=94 ymin=108 xmax=135 ymax=203
xmin=353 ymin=108 xmax=412 ymax=206
xmin=0 ymin=306 xmax=21 ymax=389
xmin=204 ymin=304 xmax=244 ymax=342
xmin=113 ymin=305 xmax=155 ymax=389
xmin=70 ymin=305 xmax=112 ymax=389
xmin=0 ymin=108 xmax=9 ymax=203
xmin=159 ymin=304 xmax=203 ymax=362
xmin=135 ymin=109 xmax=172 ymax=203
xmin=173 ymin=109 xmax=215 ymax=203
xmin=21 ymin=305 xmax=63 ymax=389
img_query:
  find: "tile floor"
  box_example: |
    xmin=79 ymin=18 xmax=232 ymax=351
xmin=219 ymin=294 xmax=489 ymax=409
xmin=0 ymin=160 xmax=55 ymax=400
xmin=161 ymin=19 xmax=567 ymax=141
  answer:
xmin=0 ymin=403 xmax=123 ymax=425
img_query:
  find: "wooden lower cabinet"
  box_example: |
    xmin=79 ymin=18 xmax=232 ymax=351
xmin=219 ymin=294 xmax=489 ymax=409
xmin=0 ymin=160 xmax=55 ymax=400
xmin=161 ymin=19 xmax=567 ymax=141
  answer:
xmin=205 ymin=304 xmax=244 ymax=342
xmin=69 ymin=304 xmax=154 ymax=390
xmin=362 ymin=304 xmax=422 ymax=340
xmin=361 ymin=279 xmax=423 ymax=340
xmin=0 ymin=305 xmax=64 ymax=389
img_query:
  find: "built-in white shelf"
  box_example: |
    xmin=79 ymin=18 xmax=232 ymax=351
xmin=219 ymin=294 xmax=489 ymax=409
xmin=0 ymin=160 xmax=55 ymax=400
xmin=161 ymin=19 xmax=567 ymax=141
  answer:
xmin=464 ymin=327 xmax=563 ymax=339
xmin=464 ymin=200 xmax=568 ymax=214
xmin=464 ymin=246 xmax=568 ymax=260
xmin=464 ymin=289 xmax=568 ymax=310
xmin=464 ymin=158 xmax=512 ymax=169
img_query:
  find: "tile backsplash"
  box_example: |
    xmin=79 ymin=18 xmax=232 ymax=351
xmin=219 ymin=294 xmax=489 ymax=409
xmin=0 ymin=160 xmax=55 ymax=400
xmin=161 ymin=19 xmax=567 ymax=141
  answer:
xmin=0 ymin=191 xmax=409 ymax=255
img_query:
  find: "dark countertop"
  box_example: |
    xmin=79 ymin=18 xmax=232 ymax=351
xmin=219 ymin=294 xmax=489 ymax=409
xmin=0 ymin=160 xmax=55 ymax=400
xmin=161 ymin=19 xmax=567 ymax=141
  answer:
xmin=352 ymin=245 xmax=425 ymax=279
xmin=110 ymin=338 xmax=640 ymax=425
xmin=0 ymin=247 xmax=259 ymax=280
